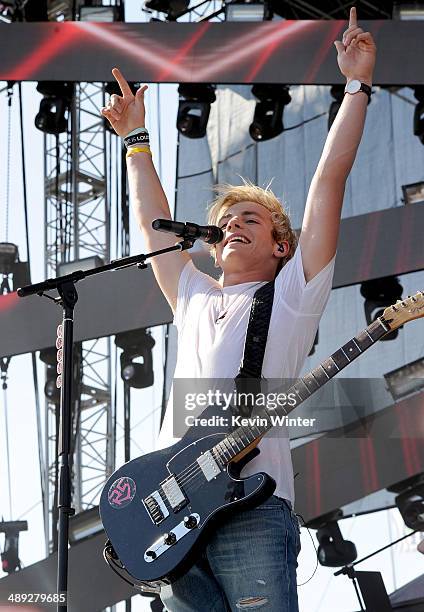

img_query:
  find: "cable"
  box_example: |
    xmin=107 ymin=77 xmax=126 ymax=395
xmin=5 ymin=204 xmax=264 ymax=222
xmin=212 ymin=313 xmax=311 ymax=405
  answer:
xmin=18 ymin=82 xmax=47 ymax=535
xmin=2 ymin=376 xmax=13 ymax=519
xmin=157 ymin=83 xmax=163 ymax=181
xmin=177 ymin=107 xmax=327 ymax=182
xmin=5 ymin=83 xmax=14 ymax=242
xmin=295 ymin=511 xmax=319 ymax=587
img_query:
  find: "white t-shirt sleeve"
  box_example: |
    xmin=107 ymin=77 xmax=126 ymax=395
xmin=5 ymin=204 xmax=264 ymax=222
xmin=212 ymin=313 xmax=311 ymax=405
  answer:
xmin=173 ymin=259 xmax=217 ymax=330
xmin=275 ymin=244 xmax=335 ymax=316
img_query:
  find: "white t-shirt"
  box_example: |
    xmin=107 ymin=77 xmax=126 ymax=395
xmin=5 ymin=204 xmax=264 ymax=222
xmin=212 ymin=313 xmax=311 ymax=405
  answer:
xmin=158 ymin=245 xmax=335 ymax=503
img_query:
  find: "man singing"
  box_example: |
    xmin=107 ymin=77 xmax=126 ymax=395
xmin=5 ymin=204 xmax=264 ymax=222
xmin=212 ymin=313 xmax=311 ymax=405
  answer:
xmin=101 ymin=7 xmax=376 ymax=611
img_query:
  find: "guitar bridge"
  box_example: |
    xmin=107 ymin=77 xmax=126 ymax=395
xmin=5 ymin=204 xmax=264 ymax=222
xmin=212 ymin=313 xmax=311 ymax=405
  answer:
xmin=143 ymin=490 xmax=169 ymax=525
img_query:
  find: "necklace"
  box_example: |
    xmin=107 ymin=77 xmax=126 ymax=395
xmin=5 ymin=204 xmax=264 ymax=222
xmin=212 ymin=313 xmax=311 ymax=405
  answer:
xmin=214 ymin=281 xmax=264 ymax=324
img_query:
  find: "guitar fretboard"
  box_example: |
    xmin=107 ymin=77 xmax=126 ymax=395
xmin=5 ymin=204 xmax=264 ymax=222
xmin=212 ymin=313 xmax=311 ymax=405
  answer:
xmin=212 ymin=317 xmax=389 ymax=465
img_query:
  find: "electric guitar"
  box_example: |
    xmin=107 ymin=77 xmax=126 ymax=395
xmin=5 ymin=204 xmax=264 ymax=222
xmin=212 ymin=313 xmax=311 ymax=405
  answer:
xmin=99 ymin=292 xmax=424 ymax=588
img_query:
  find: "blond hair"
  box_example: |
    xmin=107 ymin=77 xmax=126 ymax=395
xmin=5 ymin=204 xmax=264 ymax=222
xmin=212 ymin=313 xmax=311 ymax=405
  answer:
xmin=207 ymin=180 xmax=297 ymax=272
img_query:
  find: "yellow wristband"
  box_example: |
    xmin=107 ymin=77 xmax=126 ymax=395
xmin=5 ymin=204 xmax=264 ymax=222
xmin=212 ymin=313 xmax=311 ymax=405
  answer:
xmin=126 ymin=146 xmax=152 ymax=158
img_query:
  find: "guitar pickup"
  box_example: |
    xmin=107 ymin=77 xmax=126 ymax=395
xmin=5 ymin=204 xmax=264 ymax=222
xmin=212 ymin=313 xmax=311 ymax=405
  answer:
xmin=160 ymin=475 xmax=187 ymax=512
xmin=143 ymin=490 xmax=169 ymax=525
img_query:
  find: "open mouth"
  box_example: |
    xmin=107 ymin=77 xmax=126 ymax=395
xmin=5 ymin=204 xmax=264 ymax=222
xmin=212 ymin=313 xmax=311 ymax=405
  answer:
xmin=225 ymin=234 xmax=251 ymax=246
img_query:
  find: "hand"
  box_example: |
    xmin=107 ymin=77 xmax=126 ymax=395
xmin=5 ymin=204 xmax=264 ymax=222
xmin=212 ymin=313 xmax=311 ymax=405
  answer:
xmin=101 ymin=67 xmax=148 ymax=137
xmin=334 ymin=7 xmax=376 ymax=84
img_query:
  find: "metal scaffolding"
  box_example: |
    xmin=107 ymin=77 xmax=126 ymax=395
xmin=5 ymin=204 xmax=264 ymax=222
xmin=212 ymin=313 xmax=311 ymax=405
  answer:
xmin=43 ymin=82 xmax=115 ymax=551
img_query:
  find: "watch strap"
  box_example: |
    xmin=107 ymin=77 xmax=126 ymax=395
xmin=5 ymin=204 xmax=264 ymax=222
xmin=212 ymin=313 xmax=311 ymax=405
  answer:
xmin=345 ymin=80 xmax=372 ymax=102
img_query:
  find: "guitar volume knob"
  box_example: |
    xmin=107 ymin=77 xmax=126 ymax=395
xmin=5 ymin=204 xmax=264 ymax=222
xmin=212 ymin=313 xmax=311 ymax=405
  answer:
xmin=163 ymin=532 xmax=177 ymax=546
xmin=184 ymin=515 xmax=198 ymax=529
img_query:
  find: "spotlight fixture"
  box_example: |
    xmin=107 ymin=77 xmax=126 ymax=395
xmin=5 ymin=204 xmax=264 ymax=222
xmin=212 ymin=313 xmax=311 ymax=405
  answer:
xmin=309 ymin=509 xmax=357 ymax=567
xmin=225 ymin=0 xmax=271 ymax=22
xmin=393 ymin=2 xmax=424 ymax=20
xmin=69 ymin=506 xmax=103 ymax=544
xmin=360 ymin=276 xmax=403 ymax=341
xmin=115 ymin=329 xmax=155 ymax=389
xmin=402 ymin=180 xmax=424 ymax=204
xmin=0 ymin=520 xmax=28 ymax=574
xmin=0 ymin=243 xmax=30 ymax=294
xmin=144 ymin=0 xmax=190 ymax=20
xmin=384 ymin=357 xmax=424 ymax=402
xmin=79 ymin=2 xmax=124 ymax=22
xmin=57 ymin=256 xmax=104 ymax=277
xmin=328 ymin=85 xmax=345 ymax=131
xmin=394 ymin=473 xmax=424 ymax=531
xmin=35 ymin=82 xmax=73 ymax=135
xmin=177 ymin=84 xmax=216 ymax=139
xmin=413 ymin=87 xmax=424 ymax=145
xmin=249 ymin=84 xmax=291 ymax=142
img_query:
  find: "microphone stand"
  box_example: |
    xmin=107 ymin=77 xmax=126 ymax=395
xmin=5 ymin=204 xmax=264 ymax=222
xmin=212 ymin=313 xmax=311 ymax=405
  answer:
xmin=333 ymin=529 xmax=418 ymax=611
xmin=17 ymin=238 xmax=195 ymax=612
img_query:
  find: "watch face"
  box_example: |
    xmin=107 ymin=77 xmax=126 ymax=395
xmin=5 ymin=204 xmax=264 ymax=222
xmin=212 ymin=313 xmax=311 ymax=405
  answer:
xmin=346 ymin=79 xmax=361 ymax=94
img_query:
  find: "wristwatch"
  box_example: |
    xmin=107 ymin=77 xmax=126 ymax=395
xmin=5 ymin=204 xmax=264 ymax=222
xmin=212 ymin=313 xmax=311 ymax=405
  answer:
xmin=344 ymin=79 xmax=372 ymax=102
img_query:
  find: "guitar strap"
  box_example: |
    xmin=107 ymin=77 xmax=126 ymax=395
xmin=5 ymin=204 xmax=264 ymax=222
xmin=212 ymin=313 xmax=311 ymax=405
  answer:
xmin=234 ymin=280 xmax=275 ymax=416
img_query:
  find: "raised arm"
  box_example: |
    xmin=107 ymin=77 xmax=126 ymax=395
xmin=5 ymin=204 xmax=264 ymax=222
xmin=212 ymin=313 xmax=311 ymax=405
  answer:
xmin=299 ymin=7 xmax=376 ymax=282
xmin=101 ymin=68 xmax=190 ymax=312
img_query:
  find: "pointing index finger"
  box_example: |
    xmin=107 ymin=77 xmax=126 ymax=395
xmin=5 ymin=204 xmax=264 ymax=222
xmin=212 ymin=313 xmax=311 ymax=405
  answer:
xmin=112 ymin=67 xmax=133 ymax=98
xmin=349 ymin=6 xmax=357 ymax=28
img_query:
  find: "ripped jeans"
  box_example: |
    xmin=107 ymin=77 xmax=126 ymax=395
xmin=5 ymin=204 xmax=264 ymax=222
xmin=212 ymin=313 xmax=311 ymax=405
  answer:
xmin=160 ymin=495 xmax=301 ymax=611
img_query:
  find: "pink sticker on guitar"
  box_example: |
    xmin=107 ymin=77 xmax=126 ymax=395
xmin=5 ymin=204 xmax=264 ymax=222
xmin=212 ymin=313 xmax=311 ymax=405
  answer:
xmin=108 ymin=477 xmax=136 ymax=509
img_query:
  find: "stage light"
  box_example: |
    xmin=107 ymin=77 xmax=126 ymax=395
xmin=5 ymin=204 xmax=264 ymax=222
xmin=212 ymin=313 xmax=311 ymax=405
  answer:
xmin=394 ymin=474 xmax=424 ymax=531
xmin=69 ymin=507 xmax=103 ymax=544
xmin=115 ymin=329 xmax=155 ymax=389
xmin=177 ymin=84 xmax=216 ymax=139
xmin=309 ymin=510 xmax=357 ymax=567
xmin=57 ymin=256 xmax=104 ymax=276
xmin=360 ymin=276 xmax=403 ymax=341
xmin=0 ymin=243 xmax=30 ymax=294
xmin=393 ymin=2 xmax=424 ymax=20
xmin=35 ymin=82 xmax=73 ymax=135
xmin=328 ymin=86 xmax=345 ymax=131
xmin=225 ymin=1 xmax=270 ymax=22
xmin=402 ymin=180 xmax=424 ymax=204
xmin=144 ymin=0 xmax=189 ymax=20
xmin=249 ymin=84 xmax=291 ymax=142
xmin=384 ymin=357 xmax=424 ymax=402
xmin=413 ymin=87 xmax=424 ymax=145
xmin=0 ymin=243 xmax=18 ymax=274
xmin=0 ymin=520 xmax=28 ymax=574
xmin=79 ymin=2 xmax=124 ymax=22
xmin=39 ymin=347 xmax=61 ymax=404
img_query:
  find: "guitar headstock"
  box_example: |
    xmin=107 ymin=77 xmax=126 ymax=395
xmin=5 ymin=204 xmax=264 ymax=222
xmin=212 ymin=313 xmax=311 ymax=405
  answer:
xmin=381 ymin=291 xmax=424 ymax=331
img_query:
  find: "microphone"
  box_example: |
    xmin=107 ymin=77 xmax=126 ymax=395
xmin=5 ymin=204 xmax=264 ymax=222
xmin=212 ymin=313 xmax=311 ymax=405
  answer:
xmin=152 ymin=219 xmax=224 ymax=245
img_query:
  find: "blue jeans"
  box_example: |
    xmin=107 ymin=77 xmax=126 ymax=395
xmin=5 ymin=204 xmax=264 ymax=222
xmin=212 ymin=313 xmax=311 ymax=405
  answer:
xmin=160 ymin=495 xmax=301 ymax=611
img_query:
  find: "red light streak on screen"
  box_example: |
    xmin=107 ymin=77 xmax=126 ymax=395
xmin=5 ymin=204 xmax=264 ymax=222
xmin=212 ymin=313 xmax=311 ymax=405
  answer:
xmin=396 ymin=403 xmax=421 ymax=477
xmin=306 ymin=439 xmax=321 ymax=517
xmin=305 ymin=21 xmax=342 ymax=83
xmin=359 ymin=436 xmax=379 ymax=493
xmin=76 ymin=22 xmax=192 ymax=81
xmin=158 ymin=21 xmax=210 ymax=82
xmin=196 ymin=21 xmax=313 ymax=82
xmin=10 ymin=22 xmax=82 ymax=80
xmin=245 ymin=21 xmax=314 ymax=82
xmin=0 ymin=292 xmax=19 ymax=312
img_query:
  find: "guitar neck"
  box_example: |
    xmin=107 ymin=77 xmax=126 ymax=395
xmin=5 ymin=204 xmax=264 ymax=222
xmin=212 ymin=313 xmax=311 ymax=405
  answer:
xmin=212 ymin=317 xmax=389 ymax=464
